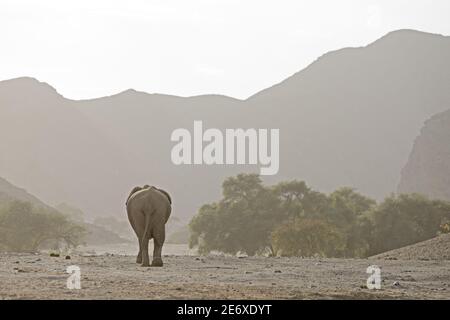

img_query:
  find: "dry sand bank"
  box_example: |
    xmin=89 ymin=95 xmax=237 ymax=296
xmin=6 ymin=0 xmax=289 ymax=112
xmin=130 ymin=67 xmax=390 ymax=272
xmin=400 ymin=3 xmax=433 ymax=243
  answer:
xmin=1 ymin=252 xmax=449 ymax=299
xmin=372 ymin=234 xmax=450 ymax=261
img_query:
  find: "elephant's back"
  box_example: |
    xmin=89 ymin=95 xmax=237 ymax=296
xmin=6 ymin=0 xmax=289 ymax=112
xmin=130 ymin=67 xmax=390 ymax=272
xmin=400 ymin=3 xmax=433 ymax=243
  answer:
xmin=127 ymin=187 xmax=170 ymax=211
xmin=126 ymin=188 xmax=150 ymax=210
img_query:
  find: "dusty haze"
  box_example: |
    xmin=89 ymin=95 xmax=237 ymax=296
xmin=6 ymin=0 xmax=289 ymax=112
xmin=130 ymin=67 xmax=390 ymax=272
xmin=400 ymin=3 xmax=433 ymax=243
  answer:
xmin=0 ymin=29 xmax=450 ymax=221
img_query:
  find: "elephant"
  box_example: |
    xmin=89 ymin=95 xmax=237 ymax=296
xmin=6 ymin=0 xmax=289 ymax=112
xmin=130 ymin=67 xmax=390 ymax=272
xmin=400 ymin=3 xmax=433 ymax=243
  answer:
xmin=126 ymin=185 xmax=172 ymax=267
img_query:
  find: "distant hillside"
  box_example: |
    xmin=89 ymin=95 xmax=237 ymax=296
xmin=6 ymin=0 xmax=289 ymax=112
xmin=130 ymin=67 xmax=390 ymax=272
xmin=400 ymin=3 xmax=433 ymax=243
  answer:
xmin=0 ymin=176 xmax=53 ymax=210
xmin=83 ymin=223 xmax=131 ymax=246
xmin=398 ymin=109 xmax=450 ymax=201
xmin=0 ymin=176 xmax=129 ymax=246
xmin=1 ymin=29 xmax=450 ymax=220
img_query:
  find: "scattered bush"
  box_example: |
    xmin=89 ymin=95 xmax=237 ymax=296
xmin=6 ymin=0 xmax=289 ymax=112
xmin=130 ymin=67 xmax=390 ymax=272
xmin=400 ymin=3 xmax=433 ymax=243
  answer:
xmin=0 ymin=200 xmax=86 ymax=252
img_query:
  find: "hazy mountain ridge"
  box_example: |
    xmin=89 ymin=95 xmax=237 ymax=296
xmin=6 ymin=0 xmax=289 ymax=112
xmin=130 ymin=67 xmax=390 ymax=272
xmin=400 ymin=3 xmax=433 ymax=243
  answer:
xmin=398 ymin=108 xmax=450 ymax=201
xmin=0 ymin=176 xmax=52 ymax=210
xmin=248 ymin=29 xmax=448 ymax=101
xmin=0 ymin=77 xmax=140 ymax=216
xmin=1 ymin=29 xmax=449 ymax=220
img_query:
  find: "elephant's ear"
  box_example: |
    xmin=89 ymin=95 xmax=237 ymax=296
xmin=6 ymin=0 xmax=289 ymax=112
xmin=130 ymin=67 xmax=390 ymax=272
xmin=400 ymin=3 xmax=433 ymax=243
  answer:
xmin=126 ymin=186 xmax=143 ymax=204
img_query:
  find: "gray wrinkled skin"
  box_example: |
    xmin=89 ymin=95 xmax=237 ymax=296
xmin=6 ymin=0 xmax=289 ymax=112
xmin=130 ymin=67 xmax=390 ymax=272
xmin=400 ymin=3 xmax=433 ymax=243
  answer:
xmin=126 ymin=186 xmax=171 ymax=267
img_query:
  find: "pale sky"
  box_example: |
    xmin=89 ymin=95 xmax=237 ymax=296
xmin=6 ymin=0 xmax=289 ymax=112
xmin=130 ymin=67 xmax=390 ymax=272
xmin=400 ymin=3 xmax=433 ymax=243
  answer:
xmin=1 ymin=0 xmax=449 ymax=99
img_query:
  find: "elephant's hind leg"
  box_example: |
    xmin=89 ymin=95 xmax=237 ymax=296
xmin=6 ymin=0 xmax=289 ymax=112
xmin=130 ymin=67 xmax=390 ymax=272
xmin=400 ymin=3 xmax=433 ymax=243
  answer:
xmin=140 ymin=236 xmax=151 ymax=267
xmin=135 ymin=224 xmax=144 ymax=264
xmin=140 ymin=212 xmax=154 ymax=267
xmin=128 ymin=211 xmax=145 ymax=264
xmin=136 ymin=239 xmax=143 ymax=264
xmin=151 ymin=220 xmax=166 ymax=267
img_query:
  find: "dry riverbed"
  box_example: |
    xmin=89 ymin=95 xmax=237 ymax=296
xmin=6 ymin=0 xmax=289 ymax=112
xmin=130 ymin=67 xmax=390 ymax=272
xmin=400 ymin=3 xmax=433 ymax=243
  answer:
xmin=0 ymin=252 xmax=449 ymax=299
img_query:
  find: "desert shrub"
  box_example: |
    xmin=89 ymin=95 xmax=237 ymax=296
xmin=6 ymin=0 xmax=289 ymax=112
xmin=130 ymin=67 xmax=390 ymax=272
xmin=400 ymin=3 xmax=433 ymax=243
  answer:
xmin=440 ymin=221 xmax=450 ymax=234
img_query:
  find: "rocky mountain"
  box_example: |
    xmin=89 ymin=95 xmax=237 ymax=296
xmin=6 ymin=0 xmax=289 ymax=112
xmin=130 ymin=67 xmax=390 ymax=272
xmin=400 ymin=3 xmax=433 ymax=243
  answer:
xmin=0 ymin=176 xmax=51 ymax=210
xmin=1 ymin=29 xmax=450 ymax=220
xmin=398 ymin=109 xmax=450 ymax=201
xmin=0 ymin=77 xmax=140 ymax=217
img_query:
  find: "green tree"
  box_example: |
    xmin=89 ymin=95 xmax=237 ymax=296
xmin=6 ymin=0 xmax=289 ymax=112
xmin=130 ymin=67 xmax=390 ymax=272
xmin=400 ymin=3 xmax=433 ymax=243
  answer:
xmin=368 ymin=193 xmax=450 ymax=255
xmin=271 ymin=218 xmax=345 ymax=257
xmin=190 ymin=174 xmax=281 ymax=255
xmin=326 ymin=187 xmax=376 ymax=257
xmin=189 ymin=174 xmax=450 ymax=258
xmin=273 ymin=180 xmax=329 ymax=219
xmin=189 ymin=203 xmax=222 ymax=254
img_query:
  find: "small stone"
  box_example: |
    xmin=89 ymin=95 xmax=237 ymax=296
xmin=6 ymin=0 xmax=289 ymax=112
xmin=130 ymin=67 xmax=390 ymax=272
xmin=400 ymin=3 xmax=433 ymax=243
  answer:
xmin=392 ymin=281 xmax=401 ymax=287
xmin=400 ymin=275 xmax=416 ymax=282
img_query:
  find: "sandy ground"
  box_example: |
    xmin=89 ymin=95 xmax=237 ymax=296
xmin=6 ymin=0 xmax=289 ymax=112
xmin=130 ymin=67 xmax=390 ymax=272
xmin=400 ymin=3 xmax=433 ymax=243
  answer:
xmin=1 ymin=252 xmax=449 ymax=299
